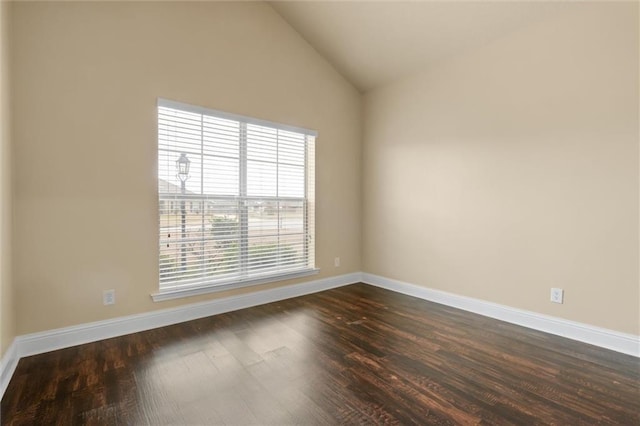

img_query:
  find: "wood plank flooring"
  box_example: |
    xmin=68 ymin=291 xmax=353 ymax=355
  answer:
xmin=2 ymin=283 xmax=639 ymax=425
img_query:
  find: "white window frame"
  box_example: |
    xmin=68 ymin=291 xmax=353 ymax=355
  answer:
xmin=153 ymin=99 xmax=318 ymax=302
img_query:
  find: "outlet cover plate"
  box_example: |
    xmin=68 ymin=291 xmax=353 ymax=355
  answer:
xmin=103 ymin=289 xmax=115 ymax=306
xmin=550 ymin=288 xmax=564 ymax=304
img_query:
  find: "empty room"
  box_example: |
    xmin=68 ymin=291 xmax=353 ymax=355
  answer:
xmin=0 ymin=0 xmax=638 ymax=424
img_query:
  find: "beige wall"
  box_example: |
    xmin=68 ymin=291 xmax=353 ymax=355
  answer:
xmin=6 ymin=1 xmax=638 ymax=341
xmin=363 ymin=3 xmax=639 ymax=334
xmin=11 ymin=1 xmax=361 ymax=335
xmin=0 ymin=0 xmax=14 ymax=357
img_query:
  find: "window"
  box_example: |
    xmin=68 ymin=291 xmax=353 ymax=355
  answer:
xmin=155 ymin=99 xmax=317 ymax=300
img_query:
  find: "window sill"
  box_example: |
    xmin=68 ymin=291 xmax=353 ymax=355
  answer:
xmin=151 ymin=268 xmax=320 ymax=302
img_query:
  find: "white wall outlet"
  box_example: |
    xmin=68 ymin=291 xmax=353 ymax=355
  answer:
xmin=103 ymin=289 xmax=115 ymax=306
xmin=334 ymin=257 xmax=341 ymax=267
xmin=550 ymin=288 xmax=564 ymax=304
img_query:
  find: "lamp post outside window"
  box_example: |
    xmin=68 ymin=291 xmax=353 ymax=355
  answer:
xmin=176 ymin=153 xmax=190 ymax=272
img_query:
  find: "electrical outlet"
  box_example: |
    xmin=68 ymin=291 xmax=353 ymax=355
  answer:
xmin=334 ymin=257 xmax=340 ymax=267
xmin=550 ymin=288 xmax=563 ymax=304
xmin=103 ymin=289 xmax=115 ymax=306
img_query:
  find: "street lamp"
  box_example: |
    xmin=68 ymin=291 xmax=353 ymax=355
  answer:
xmin=176 ymin=153 xmax=191 ymax=181
xmin=176 ymin=153 xmax=190 ymax=271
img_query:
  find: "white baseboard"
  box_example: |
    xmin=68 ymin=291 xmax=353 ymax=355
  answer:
xmin=16 ymin=272 xmax=362 ymax=358
xmin=0 ymin=272 xmax=361 ymax=400
xmin=3 ymin=271 xmax=638 ymax=402
xmin=0 ymin=341 xmax=18 ymax=399
xmin=362 ymin=273 xmax=640 ymax=357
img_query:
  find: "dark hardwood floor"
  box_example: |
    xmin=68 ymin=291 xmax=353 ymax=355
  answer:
xmin=2 ymin=283 xmax=639 ymax=425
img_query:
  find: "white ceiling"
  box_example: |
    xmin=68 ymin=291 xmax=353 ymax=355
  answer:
xmin=270 ymin=1 xmax=570 ymax=92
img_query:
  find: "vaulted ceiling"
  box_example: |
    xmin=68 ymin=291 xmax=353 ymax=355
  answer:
xmin=270 ymin=1 xmax=571 ymax=92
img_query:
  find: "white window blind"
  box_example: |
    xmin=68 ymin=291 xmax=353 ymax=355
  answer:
xmin=157 ymin=99 xmax=316 ymax=298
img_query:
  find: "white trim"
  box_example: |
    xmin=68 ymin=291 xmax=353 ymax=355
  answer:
xmin=15 ymin=272 xmax=361 ymax=359
xmin=362 ymin=273 xmax=640 ymax=357
xmin=152 ymin=268 xmax=320 ymax=302
xmin=1 ymin=272 xmax=358 ymax=400
xmin=3 ymin=271 xmax=638 ymax=401
xmin=0 ymin=341 xmax=19 ymax=399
